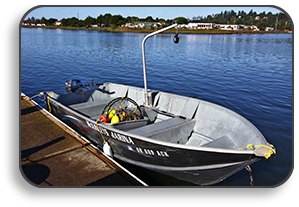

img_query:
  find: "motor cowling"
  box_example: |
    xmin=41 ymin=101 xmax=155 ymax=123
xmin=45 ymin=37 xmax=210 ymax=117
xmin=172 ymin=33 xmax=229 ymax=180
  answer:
xmin=65 ymin=80 xmax=83 ymax=92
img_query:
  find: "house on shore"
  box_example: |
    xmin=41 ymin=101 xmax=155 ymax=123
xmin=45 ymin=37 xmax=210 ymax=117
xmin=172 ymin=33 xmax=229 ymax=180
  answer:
xmin=54 ymin=21 xmax=62 ymax=26
xmin=241 ymin=25 xmax=260 ymax=31
xmin=265 ymin=27 xmax=274 ymax=32
xmin=178 ymin=23 xmax=215 ymax=29
xmin=123 ymin=22 xmax=163 ymax=28
xmin=22 ymin=22 xmax=30 ymax=26
xmin=217 ymin=24 xmax=240 ymax=31
xmin=36 ymin=23 xmax=46 ymax=27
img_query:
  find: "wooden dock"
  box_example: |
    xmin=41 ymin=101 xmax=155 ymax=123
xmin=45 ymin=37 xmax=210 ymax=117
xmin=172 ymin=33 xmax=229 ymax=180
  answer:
xmin=20 ymin=94 xmax=146 ymax=186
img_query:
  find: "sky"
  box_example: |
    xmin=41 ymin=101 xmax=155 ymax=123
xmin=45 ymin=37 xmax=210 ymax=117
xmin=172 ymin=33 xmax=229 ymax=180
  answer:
xmin=24 ymin=6 xmax=282 ymax=20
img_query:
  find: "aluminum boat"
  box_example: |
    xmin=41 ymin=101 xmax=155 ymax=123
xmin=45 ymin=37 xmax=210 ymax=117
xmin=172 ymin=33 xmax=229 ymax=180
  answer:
xmin=42 ymin=24 xmax=275 ymax=185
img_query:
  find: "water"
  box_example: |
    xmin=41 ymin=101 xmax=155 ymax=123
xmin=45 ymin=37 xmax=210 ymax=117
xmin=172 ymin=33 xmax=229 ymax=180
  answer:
xmin=21 ymin=28 xmax=293 ymax=186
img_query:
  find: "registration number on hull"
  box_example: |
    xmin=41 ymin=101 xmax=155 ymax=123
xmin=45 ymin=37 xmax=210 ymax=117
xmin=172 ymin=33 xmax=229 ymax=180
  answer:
xmin=86 ymin=120 xmax=169 ymax=158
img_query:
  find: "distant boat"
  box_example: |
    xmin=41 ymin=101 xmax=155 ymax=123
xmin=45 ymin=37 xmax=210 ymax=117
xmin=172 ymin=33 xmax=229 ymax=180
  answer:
xmin=42 ymin=24 xmax=275 ymax=185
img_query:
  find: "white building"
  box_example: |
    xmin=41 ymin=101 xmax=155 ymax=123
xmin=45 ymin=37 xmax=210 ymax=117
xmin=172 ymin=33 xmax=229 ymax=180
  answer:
xmin=218 ymin=24 xmax=240 ymax=31
xmin=191 ymin=23 xmax=214 ymax=29
xmin=265 ymin=27 xmax=274 ymax=32
xmin=123 ymin=23 xmax=136 ymax=28
xmin=177 ymin=24 xmax=188 ymax=28
xmin=178 ymin=23 xmax=214 ymax=29
xmin=54 ymin=21 xmax=62 ymax=26
xmin=251 ymin=25 xmax=259 ymax=31
xmin=123 ymin=22 xmax=162 ymax=28
xmin=243 ymin=25 xmax=260 ymax=31
xmin=255 ymin=16 xmax=261 ymax=20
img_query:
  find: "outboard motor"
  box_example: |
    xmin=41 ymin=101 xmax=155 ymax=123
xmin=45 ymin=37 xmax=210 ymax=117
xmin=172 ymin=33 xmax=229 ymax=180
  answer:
xmin=65 ymin=79 xmax=83 ymax=92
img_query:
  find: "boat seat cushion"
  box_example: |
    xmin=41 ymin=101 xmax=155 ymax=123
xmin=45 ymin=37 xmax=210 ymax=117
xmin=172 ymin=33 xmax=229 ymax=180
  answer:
xmin=128 ymin=117 xmax=195 ymax=144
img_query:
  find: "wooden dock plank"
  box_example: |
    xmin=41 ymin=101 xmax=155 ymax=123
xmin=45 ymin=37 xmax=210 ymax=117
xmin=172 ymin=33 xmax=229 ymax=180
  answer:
xmin=22 ymin=148 xmax=116 ymax=186
xmin=20 ymin=95 xmax=143 ymax=186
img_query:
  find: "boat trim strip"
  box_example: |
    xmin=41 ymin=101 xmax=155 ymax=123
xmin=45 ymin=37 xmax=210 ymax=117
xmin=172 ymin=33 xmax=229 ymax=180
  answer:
xmin=114 ymin=154 xmax=258 ymax=171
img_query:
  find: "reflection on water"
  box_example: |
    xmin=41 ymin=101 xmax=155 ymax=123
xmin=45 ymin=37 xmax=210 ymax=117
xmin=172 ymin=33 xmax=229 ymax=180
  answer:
xmin=21 ymin=28 xmax=292 ymax=186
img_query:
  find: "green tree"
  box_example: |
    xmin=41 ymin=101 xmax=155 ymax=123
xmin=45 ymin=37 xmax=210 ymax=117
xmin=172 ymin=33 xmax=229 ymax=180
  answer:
xmin=61 ymin=17 xmax=80 ymax=27
xmin=145 ymin=16 xmax=154 ymax=22
xmin=127 ymin=16 xmax=139 ymax=23
xmin=40 ymin=17 xmax=47 ymax=24
xmin=103 ymin=13 xmax=112 ymax=26
xmin=48 ymin=18 xmax=58 ymax=25
xmin=84 ymin=16 xmax=97 ymax=26
xmin=78 ymin=20 xmax=85 ymax=27
xmin=69 ymin=17 xmax=80 ymax=27
xmin=109 ymin=15 xmax=124 ymax=26
xmin=174 ymin=16 xmax=188 ymax=24
xmin=97 ymin=14 xmax=104 ymax=25
xmin=256 ymin=21 xmax=268 ymax=30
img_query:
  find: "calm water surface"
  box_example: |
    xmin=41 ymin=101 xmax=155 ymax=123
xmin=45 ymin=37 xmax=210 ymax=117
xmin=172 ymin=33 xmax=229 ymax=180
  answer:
xmin=21 ymin=28 xmax=293 ymax=186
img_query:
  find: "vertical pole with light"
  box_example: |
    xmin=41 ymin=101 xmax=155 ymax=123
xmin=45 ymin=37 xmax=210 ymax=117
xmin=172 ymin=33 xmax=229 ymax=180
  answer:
xmin=141 ymin=23 xmax=179 ymax=106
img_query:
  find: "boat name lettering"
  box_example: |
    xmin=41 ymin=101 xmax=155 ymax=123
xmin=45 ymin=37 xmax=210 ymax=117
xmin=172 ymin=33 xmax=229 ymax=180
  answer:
xmin=110 ymin=132 xmax=135 ymax=145
xmin=85 ymin=121 xmax=134 ymax=144
xmin=85 ymin=121 xmax=109 ymax=136
xmin=136 ymin=147 xmax=169 ymax=157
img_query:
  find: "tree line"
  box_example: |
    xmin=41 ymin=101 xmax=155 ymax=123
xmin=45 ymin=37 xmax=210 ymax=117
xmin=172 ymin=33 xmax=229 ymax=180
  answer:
xmin=192 ymin=10 xmax=292 ymax=30
xmin=23 ymin=10 xmax=292 ymax=31
xmin=24 ymin=13 xmax=171 ymax=28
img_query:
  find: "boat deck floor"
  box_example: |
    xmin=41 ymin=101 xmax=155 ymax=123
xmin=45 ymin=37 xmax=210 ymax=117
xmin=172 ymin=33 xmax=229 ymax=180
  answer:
xmin=20 ymin=95 xmax=144 ymax=186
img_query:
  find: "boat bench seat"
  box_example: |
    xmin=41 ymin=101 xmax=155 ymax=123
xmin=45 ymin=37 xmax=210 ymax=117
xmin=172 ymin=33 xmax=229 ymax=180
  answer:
xmin=185 ymin=132 xmax=212 ymax=147
xmin=128 ymin=117 xmax=195 ymax=144
xmin=69 ymin=99 xmax=111 ymax=109
xmin=186 ymin=133 xmax=237 ymax=149
xmin=202 ymin=135 xmax=237 ymax=149
xmin=69 ymin=98 xmax=113 ymax=118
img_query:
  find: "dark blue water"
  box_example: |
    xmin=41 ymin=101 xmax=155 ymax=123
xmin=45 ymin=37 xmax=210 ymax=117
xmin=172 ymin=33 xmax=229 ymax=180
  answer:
xmin=21 ymin=28 xmax=293 ymax=186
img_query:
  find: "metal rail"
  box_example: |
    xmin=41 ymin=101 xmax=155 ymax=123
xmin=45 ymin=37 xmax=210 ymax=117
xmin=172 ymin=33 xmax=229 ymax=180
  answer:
xmin=141 ymin=23 xmax=178 ymax=106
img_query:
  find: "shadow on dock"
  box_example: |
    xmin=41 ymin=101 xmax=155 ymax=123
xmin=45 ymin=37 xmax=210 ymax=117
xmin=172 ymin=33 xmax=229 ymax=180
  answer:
xmin=21 ymin=105 xmax=41 ymax=116
xmin=22 ymin=163 xmax=50 ymax=185
xmin=21 ymin=136 xmax=65 ymax=160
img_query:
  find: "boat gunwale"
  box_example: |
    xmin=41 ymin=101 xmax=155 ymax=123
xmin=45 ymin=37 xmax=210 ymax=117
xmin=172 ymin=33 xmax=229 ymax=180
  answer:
xmin=45 ymin=93 xmax=255 ymax=156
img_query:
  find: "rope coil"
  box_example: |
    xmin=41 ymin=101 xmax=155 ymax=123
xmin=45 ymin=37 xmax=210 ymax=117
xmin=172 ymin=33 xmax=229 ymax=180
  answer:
xmin=247 ymin=144 xmax=276 ymax=159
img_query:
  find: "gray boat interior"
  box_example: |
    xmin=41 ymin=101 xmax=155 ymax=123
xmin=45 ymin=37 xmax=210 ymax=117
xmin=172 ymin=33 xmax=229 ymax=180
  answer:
xmin=50 ymin=82 xmax=268 ymax=150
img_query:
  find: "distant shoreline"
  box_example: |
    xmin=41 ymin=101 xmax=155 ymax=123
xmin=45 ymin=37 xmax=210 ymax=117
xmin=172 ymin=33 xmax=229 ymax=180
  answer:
xmin=21 ymin=25 xmax=291 ymax=35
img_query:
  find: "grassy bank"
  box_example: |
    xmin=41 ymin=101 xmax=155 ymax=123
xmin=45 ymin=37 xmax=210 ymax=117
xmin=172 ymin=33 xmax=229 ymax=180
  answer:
xmin=22 ymin=25 xmax=290 ymax=34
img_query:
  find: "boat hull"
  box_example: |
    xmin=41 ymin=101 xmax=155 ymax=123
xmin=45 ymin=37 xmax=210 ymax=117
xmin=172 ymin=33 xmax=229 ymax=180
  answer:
xmin=116 ymin=156 xmax=258 ymax=185
xmin=46 ymin=95 xmax=257 ymax=185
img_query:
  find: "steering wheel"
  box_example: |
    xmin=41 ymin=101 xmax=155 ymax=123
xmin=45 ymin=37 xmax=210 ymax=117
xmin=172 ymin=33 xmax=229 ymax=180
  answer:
xmin=100 ymin=97 xmax=143 ymax=123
